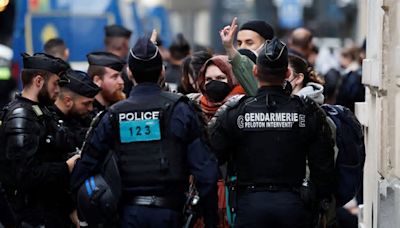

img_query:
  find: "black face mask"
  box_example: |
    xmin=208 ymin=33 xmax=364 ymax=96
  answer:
xmin=283 ymin=80 xmax=293 ymax=95
xmin=205 ymin=80 xmax=231 ymax=102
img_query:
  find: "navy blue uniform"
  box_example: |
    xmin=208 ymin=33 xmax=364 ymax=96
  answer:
xmin=71 ymin=83 xmax=218 ymax=227
xmin=209 ymin=86 xmax=335 ymax=228
xmin=336 ymin=69 xmax=365 ymax=113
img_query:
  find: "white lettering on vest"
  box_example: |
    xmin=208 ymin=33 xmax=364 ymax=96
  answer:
xmin=119 ymin=111 xmax=160 ymax=122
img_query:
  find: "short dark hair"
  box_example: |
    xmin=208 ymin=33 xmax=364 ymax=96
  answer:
xmin=21 ymin=69 xmax=51 ymax=87
xmin=104 ymin=36 xmax=126 ymax=49
xmin=169 ymin=34 xmax=190 ymax=61
xmin=87 ymin=65 xmax=106 ymax=80
xmin=255 ymin=63 xmax=286 ymax=84
xmin=290 ymin=31 xmax=313 ymax=50
xmin=43 ymin=38 xmax=66 ymax=58
xmin=181 ymin=51 xmax=212 ymax=93
xmin=341 ymin=46 xmax=360 ymax=62
xmin=132 ymin=67 xmax=162 ymax=84
xmin=58 ymin=87 xmax=76 ymax=99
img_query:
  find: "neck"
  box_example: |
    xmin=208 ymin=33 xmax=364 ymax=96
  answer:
xmin=345 ymin=62 xmax=360 ymax=72
xmin=169 ymin=58 xmax=182 ymax=66
xmin=95 ymin=94 xmax=109 ymax=107
xmin=292 ymin=86 xmax=301 ymax=94
xmin=21 ymin=88 xmax=39 ymax=103
xmin=54 ymin=99 xmax=69 ymax=115
xmin=259 ymin=81 xmax=284 ymax=87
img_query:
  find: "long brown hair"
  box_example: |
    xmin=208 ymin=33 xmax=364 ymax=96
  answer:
xmin=288 ymin=54 xmax=324 ymax=86
xmin=180 ymin=51 xmax=212 ymax=94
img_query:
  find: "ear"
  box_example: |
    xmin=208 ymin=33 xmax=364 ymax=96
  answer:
xmin=295 ymin=73 xmax=305 ymax=85
xmin=93 ymin=75 xmax=103 ymax=87
xmin=64 ymin=48 xmax=70 ymax=60
xmin=285 ymin=68 xmax=292 ymax=80
xmin=126 ymin=66 xmax=133 ymax=81
xmin=253 ymin=65 xmax=258 ymax=79
xmin=157 ymin=66 xmax=166 ymax=86
xmin=33 ymin=75 xmax=45 ymax=89
xmin=160 ymin=65 xmax=166 ymax=78
xmin=64 ymin=95 xmax=74 ymax=109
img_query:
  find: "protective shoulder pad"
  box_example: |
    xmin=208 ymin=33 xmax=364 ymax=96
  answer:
xmin=208 ymin=94 xmax=246 ymax=129
xmin=186 ymin=93 xmax=202 ymax=105
xmin=295 ymin=95 xmax=322 ymax=115
xmin=4 ymin=106 xmax=39 ymax=134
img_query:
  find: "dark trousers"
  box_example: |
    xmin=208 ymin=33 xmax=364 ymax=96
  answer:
xmin=17 ymin=212 xmax=70 ymax=228
xmin=120 ymin=205 xmax=182 ymax=228
xmin=235 ymin=191 xmax=308 ymax=228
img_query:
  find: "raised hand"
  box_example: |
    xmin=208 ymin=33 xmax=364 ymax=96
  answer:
xmin=150 ymin=29 xmax=158 ymax=45
xmin=219 ymin=17 xmax=238 ymax=50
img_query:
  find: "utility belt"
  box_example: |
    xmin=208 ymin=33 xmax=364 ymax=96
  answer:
xmin=239 ymin=184 xmax=299 ymax=192
xmin=238 ymin=181 xmax=316 ymax=207
xmin=125 ymin=195 xmax=185 ymax=211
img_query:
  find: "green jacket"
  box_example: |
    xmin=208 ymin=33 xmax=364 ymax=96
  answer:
xmin=230 ymin=53 xmax=258 ymax=96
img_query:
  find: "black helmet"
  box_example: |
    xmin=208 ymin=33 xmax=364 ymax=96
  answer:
xmin=77 ymin=174 xmax=118 ymax=225
xmin=77 ymin=153 xmax=121 ymax=225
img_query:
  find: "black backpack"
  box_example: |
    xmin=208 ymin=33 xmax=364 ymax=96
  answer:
xmin=321 ymin=104 xmax=366 ymax=206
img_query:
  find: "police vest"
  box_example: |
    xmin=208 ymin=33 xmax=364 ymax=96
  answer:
xmin=233 ymin=92 xmax=312 ymax=187
xmin=109 ymin=91 xmax=188 ymax=188
xmin=0 ymin=100 xmax=67 ymax=196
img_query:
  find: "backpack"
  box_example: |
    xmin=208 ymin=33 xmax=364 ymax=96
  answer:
xmin=321 ymin=104 xmax=366 ymax=207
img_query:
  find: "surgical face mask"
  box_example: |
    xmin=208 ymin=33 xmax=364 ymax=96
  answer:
xmin=254 ymin=42 xmax=266 ymax=55
xmin=205 ymin=80 xmax=231 ymax=103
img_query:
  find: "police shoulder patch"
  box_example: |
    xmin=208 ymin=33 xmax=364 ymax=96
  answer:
xmin=32 ymin=105 xmax=43 ymax=117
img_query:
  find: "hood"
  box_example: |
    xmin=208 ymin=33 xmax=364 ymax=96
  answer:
xmin=297 ymin=82 xmax=325 ymax=105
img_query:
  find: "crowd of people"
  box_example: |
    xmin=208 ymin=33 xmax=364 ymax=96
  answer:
xmin=0 ymin=17 xmax=366 ymax=228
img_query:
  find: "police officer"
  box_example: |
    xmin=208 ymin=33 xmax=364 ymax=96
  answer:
xmin=0 ymin=53 xmax=80 ymax=227
xmin=71 ymin=37 xmax=218 ymax=227
xmin=104 ymin=25 xmax=133 ymax=96
xmin=86 ymin=51 xmax=126 ymax=116
xmin=51 ymin=69 xmax=101 ymax=151
xmin=209 ymin=38 xmax=335 ymax=228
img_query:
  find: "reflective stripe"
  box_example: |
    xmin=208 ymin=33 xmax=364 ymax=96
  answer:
xmin=85 ymin=179 xmax=92 ymax=197
xmin=90 ymin=176 xmax=96 ymax=190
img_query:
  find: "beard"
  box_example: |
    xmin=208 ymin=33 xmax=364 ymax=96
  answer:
xmin=101 ymin=88 xmax=125 ymax=105
xmin=38 ymin=84 xmax=55 ymax=106
xmin=70 ymin=104 xmax=88 ymax=119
